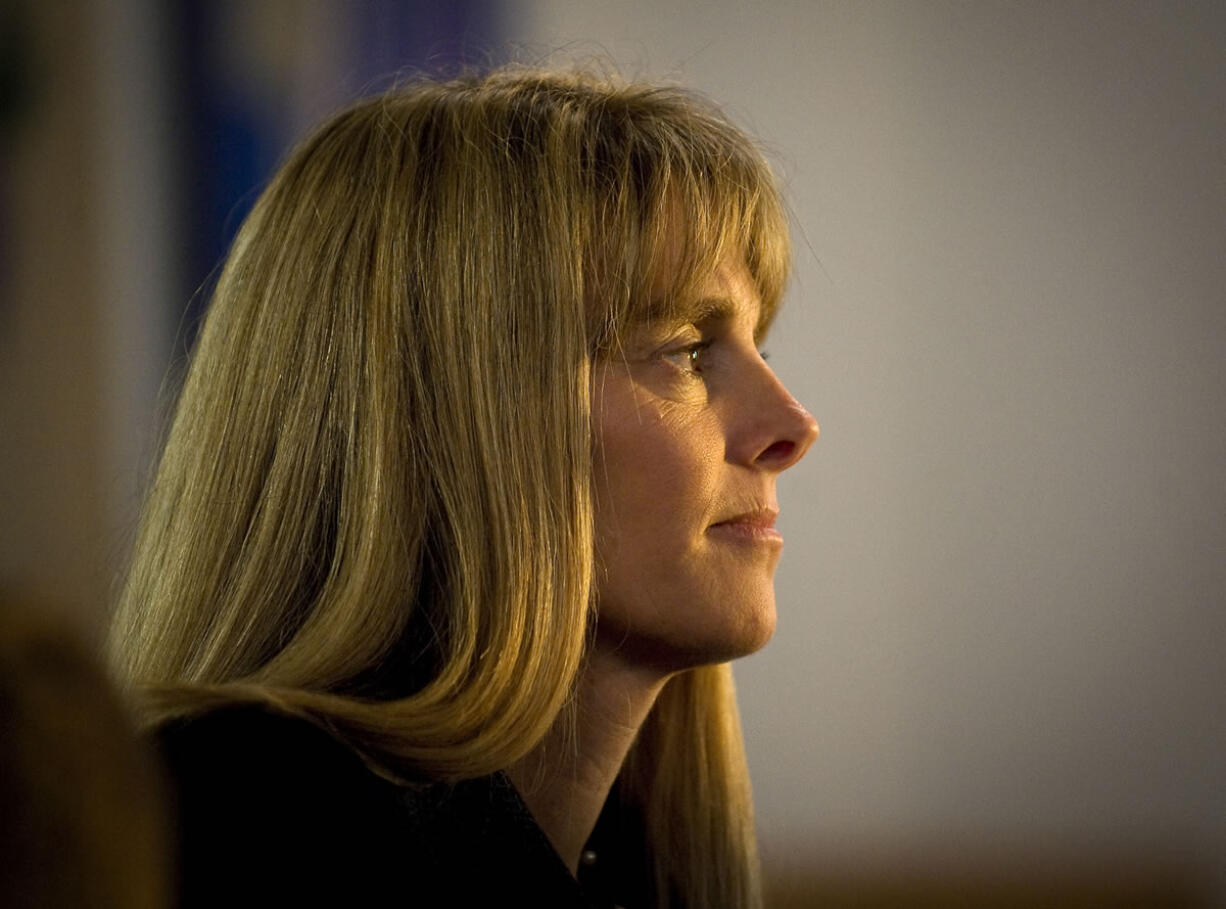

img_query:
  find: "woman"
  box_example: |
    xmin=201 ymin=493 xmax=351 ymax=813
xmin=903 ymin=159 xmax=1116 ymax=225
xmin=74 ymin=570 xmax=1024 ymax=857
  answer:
xmin=108 ymin=68 xmax=817 ymax=908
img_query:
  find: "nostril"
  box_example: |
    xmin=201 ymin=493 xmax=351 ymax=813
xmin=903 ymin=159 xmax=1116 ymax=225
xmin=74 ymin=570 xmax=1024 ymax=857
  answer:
xmin=757 ymin=439 xmax=796 ymax=466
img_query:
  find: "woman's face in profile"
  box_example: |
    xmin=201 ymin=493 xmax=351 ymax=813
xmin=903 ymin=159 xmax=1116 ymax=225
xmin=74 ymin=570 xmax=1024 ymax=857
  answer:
xmin=591 ymin=259 xmax=818 ymax=672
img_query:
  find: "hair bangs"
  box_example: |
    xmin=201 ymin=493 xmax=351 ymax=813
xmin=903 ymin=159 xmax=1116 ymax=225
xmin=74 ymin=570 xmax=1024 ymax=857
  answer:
xmin=592 ymin=95 xmax=791 ymax=352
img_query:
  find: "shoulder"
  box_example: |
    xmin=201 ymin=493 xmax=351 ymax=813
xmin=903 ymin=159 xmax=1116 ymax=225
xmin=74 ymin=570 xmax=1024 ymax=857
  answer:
xmin=158 ymin=702 xmax=374 ymax=785
xmin=153 ymin=704 xmax=595 ymax=908
xmin=155 ymin=704 xmax=407 ymax=904
xmin=157 ymin=703 xmax=395 ymax=819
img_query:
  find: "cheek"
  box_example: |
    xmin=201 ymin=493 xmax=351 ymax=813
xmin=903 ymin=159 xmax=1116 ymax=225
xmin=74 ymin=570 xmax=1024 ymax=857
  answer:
xmin=593 ymin=399 xmax=718 ymax=549
xmin=590 ymin=391 xmax=777 ymax=668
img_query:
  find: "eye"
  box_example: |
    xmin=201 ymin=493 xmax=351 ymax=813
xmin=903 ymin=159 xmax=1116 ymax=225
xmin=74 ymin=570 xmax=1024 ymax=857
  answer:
xmin=662 ymin=340 xmax=713 ymax=376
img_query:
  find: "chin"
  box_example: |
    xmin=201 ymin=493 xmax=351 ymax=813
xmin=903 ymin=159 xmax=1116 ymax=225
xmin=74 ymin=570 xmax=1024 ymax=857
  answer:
xmin=597 ymin=596 xmax=777 ymax=674
xmin=719 ymin=598 xmax=778 ymax=661
xmin=696 ymin=582 xmax=779 ymax=662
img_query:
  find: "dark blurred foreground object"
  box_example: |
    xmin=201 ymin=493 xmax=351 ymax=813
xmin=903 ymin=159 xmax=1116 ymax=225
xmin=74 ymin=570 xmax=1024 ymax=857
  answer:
xmin=0 ymin=592 xmax=170 ymax=909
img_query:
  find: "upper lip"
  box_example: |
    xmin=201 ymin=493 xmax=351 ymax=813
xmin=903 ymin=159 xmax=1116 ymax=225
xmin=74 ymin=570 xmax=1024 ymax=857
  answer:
xmin=710 ymin=507 xmax=779 ymax=529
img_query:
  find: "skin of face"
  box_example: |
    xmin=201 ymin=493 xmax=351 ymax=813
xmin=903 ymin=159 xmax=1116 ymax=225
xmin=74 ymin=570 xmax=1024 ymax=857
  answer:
xmin=590 ymin=259 xmax=819 ymax=674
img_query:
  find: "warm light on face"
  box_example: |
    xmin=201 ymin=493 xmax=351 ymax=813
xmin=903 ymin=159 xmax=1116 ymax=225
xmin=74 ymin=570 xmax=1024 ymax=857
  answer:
xmin=590 ymin=259 xmax=819 ymax=674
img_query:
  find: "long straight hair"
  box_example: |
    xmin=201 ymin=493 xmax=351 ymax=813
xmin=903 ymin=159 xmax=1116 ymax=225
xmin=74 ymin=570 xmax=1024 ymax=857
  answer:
xmin=109 ymin=68 xmax=790 ymax=908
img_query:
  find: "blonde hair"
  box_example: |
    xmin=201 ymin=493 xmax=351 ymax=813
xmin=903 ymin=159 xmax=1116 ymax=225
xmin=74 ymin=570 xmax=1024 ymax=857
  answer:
xmin=109 ymin=67 xmax=789 ymax=908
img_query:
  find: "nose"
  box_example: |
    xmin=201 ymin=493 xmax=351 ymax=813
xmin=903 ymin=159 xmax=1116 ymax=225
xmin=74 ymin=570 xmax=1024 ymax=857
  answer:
xmin=731 ymin=361 xmax=819 ymax=472
xmin=755 ymin=401 xmax=819 ymax=471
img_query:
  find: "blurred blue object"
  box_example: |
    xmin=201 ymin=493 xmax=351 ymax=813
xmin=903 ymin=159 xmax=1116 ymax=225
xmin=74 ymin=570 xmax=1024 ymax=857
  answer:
xmin=173 ymin=0 xmax=504 ymax=343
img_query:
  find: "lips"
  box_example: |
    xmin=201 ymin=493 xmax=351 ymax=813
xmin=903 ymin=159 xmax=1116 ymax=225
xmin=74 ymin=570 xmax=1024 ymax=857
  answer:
xmin=707 ymin=508 xmax=783 ymax=545
xmin=711 ymin=507 xmax=778 ymax=529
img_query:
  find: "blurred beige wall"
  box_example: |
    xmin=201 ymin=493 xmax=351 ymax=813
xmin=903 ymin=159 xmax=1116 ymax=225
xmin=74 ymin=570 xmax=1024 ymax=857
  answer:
xmin=1 ymin=2 xmax=108 ymax=638
xmin=1 ymin=0 xmax=173 ymax=643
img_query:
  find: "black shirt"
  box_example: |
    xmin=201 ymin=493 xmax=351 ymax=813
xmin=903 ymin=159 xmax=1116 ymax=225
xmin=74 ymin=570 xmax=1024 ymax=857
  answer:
xmin=156 ymin=705 xmax=641 ymax=908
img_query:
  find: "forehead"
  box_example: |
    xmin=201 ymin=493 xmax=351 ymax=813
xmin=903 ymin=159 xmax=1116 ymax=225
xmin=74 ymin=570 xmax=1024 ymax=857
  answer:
xmin=642 ymin=259 xmax=768 ymax=337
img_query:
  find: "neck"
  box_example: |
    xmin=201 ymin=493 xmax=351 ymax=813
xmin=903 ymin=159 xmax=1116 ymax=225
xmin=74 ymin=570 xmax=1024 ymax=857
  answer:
xmin=506 ymin=647 xmax=671 ymax=875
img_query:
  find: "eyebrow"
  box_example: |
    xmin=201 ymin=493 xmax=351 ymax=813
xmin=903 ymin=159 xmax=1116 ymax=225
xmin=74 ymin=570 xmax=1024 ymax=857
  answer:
xmin=644 ymin=295 xmax=771 ymax=346
xmin=689 ymin=295 xmax=740 ymax=324
xmin=641 ymin=294 xmax=740 ymax=327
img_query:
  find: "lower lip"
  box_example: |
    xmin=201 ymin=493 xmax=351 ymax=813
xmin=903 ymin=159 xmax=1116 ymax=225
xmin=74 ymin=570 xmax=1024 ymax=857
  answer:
xmin=707 ymin=522 xmax=784 ymax=546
